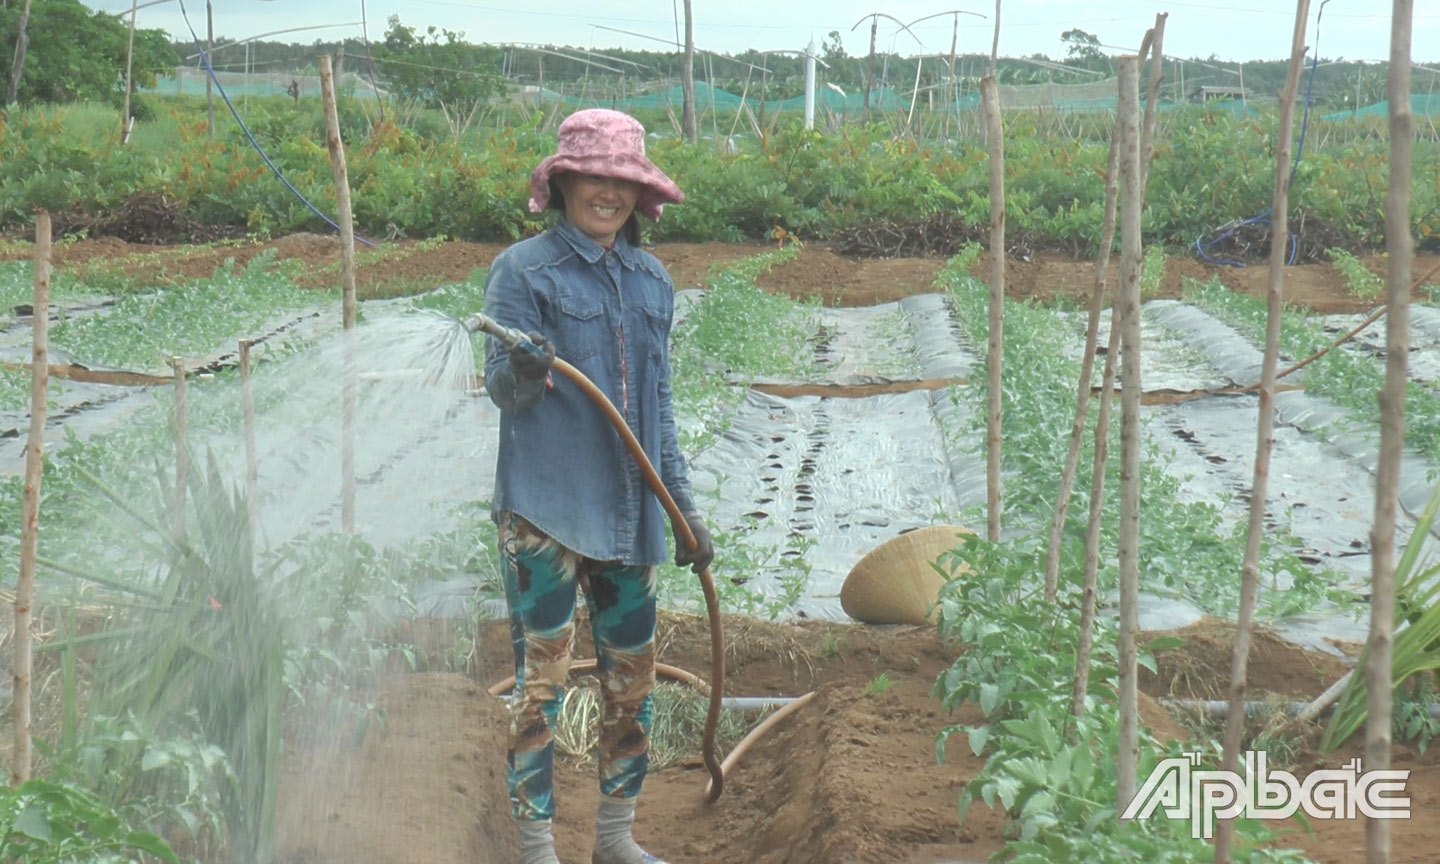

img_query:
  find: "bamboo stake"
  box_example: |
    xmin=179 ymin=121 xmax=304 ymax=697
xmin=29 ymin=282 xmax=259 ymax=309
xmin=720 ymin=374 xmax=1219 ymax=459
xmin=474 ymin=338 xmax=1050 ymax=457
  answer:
xmin=12 ymin=210 xmax=49 ymax=786
xmin=170 ymin=356 xmax=187 ymax=542
xmin=1214 ymin=4 xmax=1310 ymax=859
xmin=320 ymin=54 xmax=358 ymax=534
xmin=1114 ymin=55 xmax=1142 ymax=815
xmin=1367 ymin=5 xmax=1413 ymax=863
xmin=981 ymin=75 xmax=1005 ymax=543
xmin=239 ymin=339 xmax=258 ymax=536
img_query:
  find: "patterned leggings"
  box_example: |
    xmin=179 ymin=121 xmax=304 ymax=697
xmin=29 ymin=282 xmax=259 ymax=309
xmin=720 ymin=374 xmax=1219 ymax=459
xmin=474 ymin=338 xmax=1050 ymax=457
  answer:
xmin=497 ymin=512 xmax=658 ymax=823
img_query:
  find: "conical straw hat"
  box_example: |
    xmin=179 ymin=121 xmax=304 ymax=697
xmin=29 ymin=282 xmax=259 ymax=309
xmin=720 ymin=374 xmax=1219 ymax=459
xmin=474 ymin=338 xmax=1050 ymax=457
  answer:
xmin=840 ymin=524 xmax=975 ymax=625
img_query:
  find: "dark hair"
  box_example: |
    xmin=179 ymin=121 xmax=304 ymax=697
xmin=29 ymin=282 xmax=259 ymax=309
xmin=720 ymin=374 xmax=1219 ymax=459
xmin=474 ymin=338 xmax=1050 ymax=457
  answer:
xmin=548 ymin=177 xmax=643 ymax=246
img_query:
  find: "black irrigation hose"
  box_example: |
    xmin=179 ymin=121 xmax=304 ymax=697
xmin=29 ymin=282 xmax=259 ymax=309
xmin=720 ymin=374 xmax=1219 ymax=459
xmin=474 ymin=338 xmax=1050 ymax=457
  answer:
xmin=173 ymin=0 xmax=378 ymax=248
xmin=1193 ymin=0 xmax=1329 ymax=268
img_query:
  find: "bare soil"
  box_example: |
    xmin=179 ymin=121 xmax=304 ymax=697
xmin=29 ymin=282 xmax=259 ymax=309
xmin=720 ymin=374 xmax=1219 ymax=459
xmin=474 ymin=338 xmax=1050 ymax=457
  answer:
xmin=8 ymin=231 xmax=1431 ymax=312
xmin=9 ymin=233 xmax=1440 ymax=861
xmin=271 ymin=612 xmax=1440 ymax=864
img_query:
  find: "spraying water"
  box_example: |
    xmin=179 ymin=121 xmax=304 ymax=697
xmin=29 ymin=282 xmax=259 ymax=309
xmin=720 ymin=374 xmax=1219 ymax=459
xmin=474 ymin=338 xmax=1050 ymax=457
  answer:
xmin=183 ymin=306 xmax=492 ymax=551
xmin=26 ymin=301 xmax=506 ymax=864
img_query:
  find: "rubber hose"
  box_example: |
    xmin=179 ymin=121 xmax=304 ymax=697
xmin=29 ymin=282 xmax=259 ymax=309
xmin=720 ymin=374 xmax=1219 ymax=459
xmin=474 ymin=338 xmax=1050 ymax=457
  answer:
xmin=545 ymin=357 xmax=727 ymax=804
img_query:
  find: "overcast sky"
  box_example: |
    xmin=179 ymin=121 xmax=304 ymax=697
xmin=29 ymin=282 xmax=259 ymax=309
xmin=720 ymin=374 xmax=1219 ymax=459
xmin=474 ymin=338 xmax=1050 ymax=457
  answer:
xmin=82 ymin=1 xmax=1440 ymax=67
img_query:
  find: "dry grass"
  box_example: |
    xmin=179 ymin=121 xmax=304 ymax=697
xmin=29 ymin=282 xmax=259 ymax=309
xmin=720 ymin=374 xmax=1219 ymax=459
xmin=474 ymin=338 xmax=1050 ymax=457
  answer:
xmin=654 ymin=611 xmax=819 ymax=683
xmin=553 ymin=678 xmax=758 ymax=771
xmin=0 ymin=593 xmax=109 ymax=779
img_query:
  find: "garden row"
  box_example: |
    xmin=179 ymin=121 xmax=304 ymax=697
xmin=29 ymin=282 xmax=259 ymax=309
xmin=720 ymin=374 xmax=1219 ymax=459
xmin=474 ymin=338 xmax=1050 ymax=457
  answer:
xmin=1 ymin=99 xmax=1437 ymax=257
xmin=0 ymin=246 xmax=849 ymax=862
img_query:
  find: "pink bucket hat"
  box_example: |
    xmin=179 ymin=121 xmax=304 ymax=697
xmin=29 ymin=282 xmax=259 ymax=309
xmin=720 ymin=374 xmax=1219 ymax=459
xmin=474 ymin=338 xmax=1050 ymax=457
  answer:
xmin=528 ymin=109 xmax=683 ymax=222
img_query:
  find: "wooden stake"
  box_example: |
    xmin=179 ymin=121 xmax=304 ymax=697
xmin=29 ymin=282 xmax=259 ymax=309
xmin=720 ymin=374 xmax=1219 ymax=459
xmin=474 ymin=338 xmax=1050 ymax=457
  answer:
xmin=989 ymin=0 xmax=1001 ymax=78
xmin=681 ymin=0 xmax=697 ymax=144
xmin=320 ymin=56 xmax=357 ymax=334
xmin=1138 ymin=14 xmax=1168 ymax=190
xmin=980 ymin=75 xmax=1005 ymax=543
xmin=1073 ymin=298 xmax=1121 ymax=720
xmin=1214 ymin=1 xmax=1312 ymax=858
xmin=1048 ymin=133 xmax=1119 ymax=606
xmin=170 ymin=356 xmax=187 ymax=542
xmin=1368 ymin=4 xmax=1413 ymax=863
xmin=13 ymin=210 xmax=49 ymax=786
xmin=5 ymin=0 xmax=32 ymax=106
xmin=239 ymin=339 xmax=258 ymax=536
xmin=1114 ymin=55 xmax=1142 ymax=815
xmin=1050 ymin=15 xmax=1166 ymax=608
xmin=320 ymin=54 xmax=358 ymax=533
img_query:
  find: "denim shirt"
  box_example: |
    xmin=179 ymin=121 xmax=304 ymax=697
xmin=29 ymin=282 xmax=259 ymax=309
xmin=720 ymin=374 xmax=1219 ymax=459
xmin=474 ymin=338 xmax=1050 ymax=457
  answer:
xmin=483 ymin=218 xmax=697 ymax=565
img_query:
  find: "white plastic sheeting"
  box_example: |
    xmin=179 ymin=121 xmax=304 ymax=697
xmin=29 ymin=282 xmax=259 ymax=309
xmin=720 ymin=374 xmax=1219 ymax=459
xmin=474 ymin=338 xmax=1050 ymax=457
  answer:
xmin=8 ymin=277 xmax=1436 ymax=652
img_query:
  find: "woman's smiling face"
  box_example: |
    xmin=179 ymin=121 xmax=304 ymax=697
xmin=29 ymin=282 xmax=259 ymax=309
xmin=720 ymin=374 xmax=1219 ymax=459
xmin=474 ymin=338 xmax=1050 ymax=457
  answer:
xmin=557 ymin=172 xmax=640 ymax=246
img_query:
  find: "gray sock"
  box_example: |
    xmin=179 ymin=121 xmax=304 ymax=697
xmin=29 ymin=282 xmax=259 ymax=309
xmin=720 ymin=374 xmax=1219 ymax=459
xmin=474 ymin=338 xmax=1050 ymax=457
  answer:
xmin=516 ymin=818 xmax=562 ymax=864
xmin=592 ymin=795 xmax=667 ymax=864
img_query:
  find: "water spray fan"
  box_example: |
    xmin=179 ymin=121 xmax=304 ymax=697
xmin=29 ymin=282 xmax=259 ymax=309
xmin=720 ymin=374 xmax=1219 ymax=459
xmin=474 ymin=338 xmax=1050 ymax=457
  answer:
xmin=462 ymin=312 xmax=729 ymax=803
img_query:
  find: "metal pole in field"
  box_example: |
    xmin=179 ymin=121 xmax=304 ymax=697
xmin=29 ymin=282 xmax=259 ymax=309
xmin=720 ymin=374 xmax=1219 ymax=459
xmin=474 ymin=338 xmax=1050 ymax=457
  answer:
xmin=320 ymin=54 xmax=358 ymax=533
xmin=1213 ymin=3 xmax=1310 ymax=859
xmin=205 ymin=0 xmax=215 ymax=138
xmin=1113 ymin=54 xmax=1142 ymax=816
xmin=980 ymin=74 xmax=1004 ymax=544
xmin=13 ymin=210 xmax=50 ymax=786
xmin=239 ymin=339 xmax=258 ymax=536
xmin=170 ymin=356 xmax=188 ymax=542
xmin=122 ymin=0 xmax=138 ymax=143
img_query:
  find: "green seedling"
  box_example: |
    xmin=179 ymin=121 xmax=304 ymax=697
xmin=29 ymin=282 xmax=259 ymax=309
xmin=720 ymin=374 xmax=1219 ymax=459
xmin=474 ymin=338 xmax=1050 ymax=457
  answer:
xmin=864 ymin=672 xmax=894 ymax=697
xmin=1327 ymin=248 xmax=1384 ymax=302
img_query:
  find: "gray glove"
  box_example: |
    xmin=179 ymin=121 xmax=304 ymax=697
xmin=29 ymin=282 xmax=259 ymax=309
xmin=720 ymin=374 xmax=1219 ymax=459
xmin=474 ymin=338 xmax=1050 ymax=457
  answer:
xmin=509 ymin=331 xmax=555 ymax=381
xmin=673 ymin=511 xmax=714 ymax=574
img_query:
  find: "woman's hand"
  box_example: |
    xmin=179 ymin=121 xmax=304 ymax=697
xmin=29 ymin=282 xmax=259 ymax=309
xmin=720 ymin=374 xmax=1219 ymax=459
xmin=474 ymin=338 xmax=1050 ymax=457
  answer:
xmin=673 ymin=511 xmax=715 ymax=574
xmin=510 ymin=331 xmax=555 ymax=381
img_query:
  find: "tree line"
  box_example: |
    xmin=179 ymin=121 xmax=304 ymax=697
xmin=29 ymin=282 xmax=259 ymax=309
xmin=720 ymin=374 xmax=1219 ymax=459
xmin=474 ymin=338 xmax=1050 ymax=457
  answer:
xmin=0 ymin=5 xmax=1410 ymax=113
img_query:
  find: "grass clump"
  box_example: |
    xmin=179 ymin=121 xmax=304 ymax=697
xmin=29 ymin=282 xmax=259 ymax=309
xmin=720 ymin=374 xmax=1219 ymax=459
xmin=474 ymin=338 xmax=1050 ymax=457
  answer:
xmin=553 ymin=679 xmax=754 ymax=770
xmin=48 ymin=249 xmax=322 ymax=371
xmin=1327 ymin=248 xmax=1383 ymax=302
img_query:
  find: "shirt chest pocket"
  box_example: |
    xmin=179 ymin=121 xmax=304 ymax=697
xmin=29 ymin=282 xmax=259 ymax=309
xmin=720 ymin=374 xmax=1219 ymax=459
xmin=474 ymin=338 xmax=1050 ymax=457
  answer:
xmin=549 ymin=287 xmax=606 ymax=362
xmin=638 ymin=303 xmax=670 ymax=369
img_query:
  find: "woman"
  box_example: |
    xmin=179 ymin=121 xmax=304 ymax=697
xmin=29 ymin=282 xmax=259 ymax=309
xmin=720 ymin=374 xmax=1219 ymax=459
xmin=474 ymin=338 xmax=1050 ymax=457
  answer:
xmin=482 ymin=108 xmax=714 ymax=864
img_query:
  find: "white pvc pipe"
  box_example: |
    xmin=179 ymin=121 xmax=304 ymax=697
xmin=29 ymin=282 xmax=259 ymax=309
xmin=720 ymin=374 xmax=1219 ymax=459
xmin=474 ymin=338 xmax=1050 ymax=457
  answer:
xmin=1165 ymin=698 xmax=1440 ymax=720
xmin=804 ymin=40 xmax=816 ymax=130
xmin=722 ymin=696 xmax=799 ymax=711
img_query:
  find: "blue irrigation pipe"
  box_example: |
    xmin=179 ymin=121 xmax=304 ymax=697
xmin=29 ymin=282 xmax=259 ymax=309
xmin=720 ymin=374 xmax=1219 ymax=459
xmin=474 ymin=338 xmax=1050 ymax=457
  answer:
xmin=1193 ymin=0 xmax=1329 ymax=268
xmin=173 ymin=0 xmax=378 ymax=248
